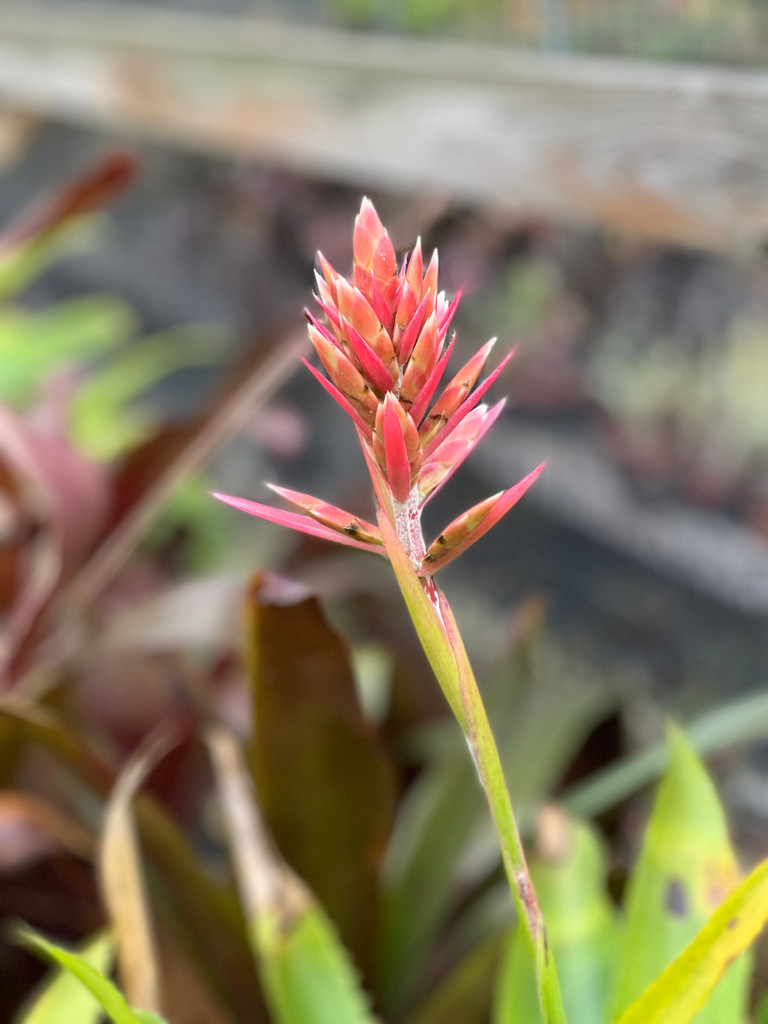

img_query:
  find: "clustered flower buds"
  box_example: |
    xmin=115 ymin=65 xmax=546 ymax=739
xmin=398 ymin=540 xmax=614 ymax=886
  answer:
xmin=215 ymin=199 xmax=542 ymax=575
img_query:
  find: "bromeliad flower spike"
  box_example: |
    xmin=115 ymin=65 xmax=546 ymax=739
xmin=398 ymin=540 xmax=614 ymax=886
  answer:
xmin=214 ymin=200 xmax=565 ymax=1023
xmin=214 ymin=198 xmax=543 ymax=577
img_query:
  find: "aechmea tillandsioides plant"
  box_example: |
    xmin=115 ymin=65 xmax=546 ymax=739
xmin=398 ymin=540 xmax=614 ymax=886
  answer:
xmin=214 ymin=199 xmax=565 ymax=1022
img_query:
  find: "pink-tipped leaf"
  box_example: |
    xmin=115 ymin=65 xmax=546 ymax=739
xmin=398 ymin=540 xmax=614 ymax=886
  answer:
xmin=267 ymin=484 xmax=382 ymax=546
xmin=420 ymin=463 xmax=544 ymax=574
xmin=302 ymin=358 xmax=374 ymax=437
xmin=399 ymin=312 xmax=441 ymax=405
xmin=423 ymin=346 xmax=514 ymax=458
xmin=439 ymin=291 xmax=462 ymax=335
xmin=395 ymin=291 xmax=430 ymax=365
xmin=418 ymin=399 xmax=506 ymax=503
xmin=212 ymin=492 xmax=385 ymax=555
xmin=420 ymin=337 xmax=497 ymax=446
xmin=343 ymin=319 xmax=396 ymax=394
xmin=307 ymin=325 xmax=379 ymax=420
xmin=354 ymin=197 xmax=397 ymax=281
xmin=377 ymin=396 xmax=414 ymax=502
xmin=408 ymin=334 xmax=455 ymax=426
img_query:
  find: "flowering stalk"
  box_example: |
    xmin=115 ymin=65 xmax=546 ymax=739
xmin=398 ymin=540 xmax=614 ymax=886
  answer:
xmin=214 ymin=200 xmax=564 ymax=1021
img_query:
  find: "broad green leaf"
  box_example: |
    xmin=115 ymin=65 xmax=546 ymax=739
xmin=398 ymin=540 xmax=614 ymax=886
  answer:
xmin=209 ymin=726 xmax=378 ymax=1024
xmin=617 ymin=855 xmax=768 ymax=1024
xmin=14 ymin=931 xmax=113 ymax=1024
xmin=245 ymin=573 xmax=396 ymax=980
xmin=14 ymin=926 xmax=168 ymax=1024
xmin=612 ymin=725 xmax=750 ymax=1022
xmin=493 ymin=813 xmax=617 ymax=1024
xmin=256 ymin=903 xmax=378 ymax=1024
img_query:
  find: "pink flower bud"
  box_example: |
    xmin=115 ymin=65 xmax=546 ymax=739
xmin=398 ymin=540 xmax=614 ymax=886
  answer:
xmin=373 ymin=395 xmax=421 ymax=502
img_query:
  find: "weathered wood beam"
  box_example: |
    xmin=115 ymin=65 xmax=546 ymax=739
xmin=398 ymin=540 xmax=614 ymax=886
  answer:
xmin=2 ymin=3 xmax=768 ymax=249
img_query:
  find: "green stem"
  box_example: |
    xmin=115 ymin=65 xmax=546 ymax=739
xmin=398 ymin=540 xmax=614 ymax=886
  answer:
xmin=438 ymin=593 xmax=565 ymax=1024
xmin=375 ymin=503 xmax=566 ymax=1023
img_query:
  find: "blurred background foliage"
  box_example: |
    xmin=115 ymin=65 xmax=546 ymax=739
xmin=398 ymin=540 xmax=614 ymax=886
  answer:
xmin=95 ymin=0 xmax=768 ymax=63
xmin=1 ymin=0 xmax=768 ymax=1015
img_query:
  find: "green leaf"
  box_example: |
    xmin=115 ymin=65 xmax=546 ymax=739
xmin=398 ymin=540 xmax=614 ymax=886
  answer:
xmin=754 ymin=990 xmax=768 ymax=1024
xmin=493 ymin=813 xmax=618 ymax=1024
xmin=14 ymin=926 xmax=169 ymax=1024
xmin=612 ymin=725 xmax=751 ymax=1022
xmin=617 ymin=856 xmax=768 ymax=1024
xmin=256 ymin=903 xmax=379 ymax=1024
xmin=208 ymin=726 xmax=378 ymax=1024
xmin=14 ymin=931 xmax=113 ymax=1024
xmin=245 ymin=573 xmax=396 ymax=980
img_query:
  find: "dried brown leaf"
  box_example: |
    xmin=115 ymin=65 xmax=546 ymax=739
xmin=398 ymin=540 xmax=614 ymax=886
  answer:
xmin=99 ymin=731 xmax=175 ymax=1014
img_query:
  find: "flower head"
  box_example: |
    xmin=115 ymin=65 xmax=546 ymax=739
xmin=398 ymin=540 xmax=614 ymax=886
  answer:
xmin=214 ymin=199 xmax=542 ymax=575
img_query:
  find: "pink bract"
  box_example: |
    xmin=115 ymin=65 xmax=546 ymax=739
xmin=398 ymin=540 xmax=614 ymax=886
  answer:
xmin=215 ymin=198 xmax=542 ymax=575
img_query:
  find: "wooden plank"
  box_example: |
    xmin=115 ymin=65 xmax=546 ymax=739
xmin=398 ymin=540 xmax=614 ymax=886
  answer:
xmin=2 ymin=3 xmax=768 ymax=249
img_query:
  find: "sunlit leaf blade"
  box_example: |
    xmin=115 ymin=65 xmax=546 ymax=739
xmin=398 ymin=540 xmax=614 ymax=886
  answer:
xmin=0 ymin=218 xmax=104 ymax=299
xmin=245 ymin=573 xmax=396 ymax=980
xmin=14 ymin=931 xmax=113 ymax=1024
xmin=208 ymin=727 xmax=379 ymax=1024
xmin=257 ymin=905 xmax=380 ymax=1024
xmin=493 ymin=812 xmax=618 ymax=1024
xmin=616 ymin=855 xmax=768 ymax=1024
xmin=14 ymin=926 xmax=168 ymax=1024
xmin=612 ymin=725 xmax=750 ymax=1022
